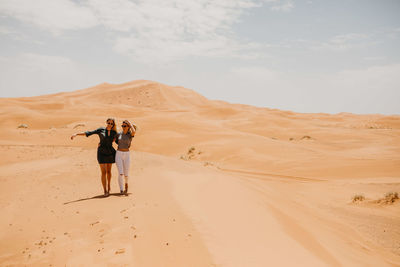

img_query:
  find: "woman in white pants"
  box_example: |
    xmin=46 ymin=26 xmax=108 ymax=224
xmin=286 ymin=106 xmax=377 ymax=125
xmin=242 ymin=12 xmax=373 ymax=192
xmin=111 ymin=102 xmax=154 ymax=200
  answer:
xmin=115 ymin=120 xmax=136 ymax=195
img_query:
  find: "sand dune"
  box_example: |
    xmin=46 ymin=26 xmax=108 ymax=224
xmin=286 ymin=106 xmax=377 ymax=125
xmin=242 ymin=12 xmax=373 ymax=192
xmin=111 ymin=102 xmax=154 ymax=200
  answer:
xmin=0 ymin=80 xmax=399 ymax=266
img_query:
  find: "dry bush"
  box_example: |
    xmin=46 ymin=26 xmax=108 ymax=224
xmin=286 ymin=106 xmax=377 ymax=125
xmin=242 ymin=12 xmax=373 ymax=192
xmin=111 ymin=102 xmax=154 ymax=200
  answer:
xmin=352 ymin=194 xmax=365 ymax=203
xmin=380 ymin=192 xmax=399 ymax=204
xmin=180 ymin=147 xmax=201 ymax=161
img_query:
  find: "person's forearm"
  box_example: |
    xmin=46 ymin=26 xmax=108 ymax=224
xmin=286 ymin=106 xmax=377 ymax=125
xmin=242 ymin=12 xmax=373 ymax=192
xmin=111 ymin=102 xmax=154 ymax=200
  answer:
xmin=130 ymin=125 xmax=136 ymax=136
xmin=71 ymin=132 xmax=86 ymax=140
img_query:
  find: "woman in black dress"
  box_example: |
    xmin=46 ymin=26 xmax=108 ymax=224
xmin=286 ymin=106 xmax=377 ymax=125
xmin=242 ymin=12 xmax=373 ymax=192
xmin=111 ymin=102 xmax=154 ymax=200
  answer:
xmin=71 ymin=118 xmax=117 ymax=196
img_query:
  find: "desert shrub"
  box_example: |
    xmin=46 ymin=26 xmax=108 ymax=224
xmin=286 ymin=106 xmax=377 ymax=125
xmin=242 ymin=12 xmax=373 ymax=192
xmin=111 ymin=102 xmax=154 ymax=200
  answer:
xmin=352 ymin=194 xmax=365 ymax=203
xmin=383 ymin=192 xmax=399 ymax=204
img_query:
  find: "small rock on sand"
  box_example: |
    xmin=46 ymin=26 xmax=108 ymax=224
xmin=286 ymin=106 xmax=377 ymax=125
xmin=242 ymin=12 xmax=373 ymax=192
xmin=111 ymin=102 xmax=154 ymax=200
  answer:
xmin=115 ymin=248 xmax=125 ymax=254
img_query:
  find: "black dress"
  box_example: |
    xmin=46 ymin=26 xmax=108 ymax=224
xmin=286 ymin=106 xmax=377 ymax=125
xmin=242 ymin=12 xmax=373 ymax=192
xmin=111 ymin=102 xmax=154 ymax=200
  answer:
xmin=85 ymin=127 xmax=117 ymax=164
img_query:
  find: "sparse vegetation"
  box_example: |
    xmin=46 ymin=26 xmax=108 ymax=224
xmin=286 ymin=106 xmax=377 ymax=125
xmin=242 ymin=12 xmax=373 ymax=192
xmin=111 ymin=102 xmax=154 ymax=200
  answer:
xmin=352 ymin=194 xmax=365 ymax=203
xmin=301 ymin=135 xmax=312 ymax=140
xmin=18 ymin=124 xmax=28 ymax=129
xmin=379 ymin=192 xmax=399 ymax=204
xmin=352 ymin=192 xmax=399 ymax=205
xmin=180 ymin=146 xmax=202 ymax=161
xmin=203 ymin=161 xmax=214 ymax=167
xmin=366 ymin=124 xmax=391 ymax=130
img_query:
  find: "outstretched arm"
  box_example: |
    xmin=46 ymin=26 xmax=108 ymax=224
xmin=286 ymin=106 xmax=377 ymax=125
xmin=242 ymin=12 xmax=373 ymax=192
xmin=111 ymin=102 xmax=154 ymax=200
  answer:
xmin=72 ymin=128 xmax=102 ymax=140
xmin=70 ymin=132 xmax=86 ymax=140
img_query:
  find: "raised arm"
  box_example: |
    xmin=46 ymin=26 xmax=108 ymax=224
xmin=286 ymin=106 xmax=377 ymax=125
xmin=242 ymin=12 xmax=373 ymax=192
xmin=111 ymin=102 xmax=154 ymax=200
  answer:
xmin=126 ymin=120 xmax=136 ymax=137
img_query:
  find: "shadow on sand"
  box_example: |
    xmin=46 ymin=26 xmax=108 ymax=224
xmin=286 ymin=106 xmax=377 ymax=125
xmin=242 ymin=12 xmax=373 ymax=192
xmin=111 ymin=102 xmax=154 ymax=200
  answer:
xmin=63 ymin=192 xmax=131 ymax=205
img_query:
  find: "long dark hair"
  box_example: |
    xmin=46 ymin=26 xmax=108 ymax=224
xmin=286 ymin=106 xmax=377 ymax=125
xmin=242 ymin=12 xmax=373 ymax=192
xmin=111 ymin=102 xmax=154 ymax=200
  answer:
xmin=106 ymin=118 xmax=117 ymax=132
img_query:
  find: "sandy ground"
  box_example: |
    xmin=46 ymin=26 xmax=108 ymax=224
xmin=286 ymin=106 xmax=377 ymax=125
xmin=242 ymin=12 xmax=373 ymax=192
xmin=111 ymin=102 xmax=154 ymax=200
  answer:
xmin=0 ymin=80 xmax=399 ymax=266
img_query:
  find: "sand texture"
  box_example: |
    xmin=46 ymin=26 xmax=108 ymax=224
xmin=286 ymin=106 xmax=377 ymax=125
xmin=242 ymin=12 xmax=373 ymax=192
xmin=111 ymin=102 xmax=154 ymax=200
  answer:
xmin=1 ymin=80 xmax=399 ymax=266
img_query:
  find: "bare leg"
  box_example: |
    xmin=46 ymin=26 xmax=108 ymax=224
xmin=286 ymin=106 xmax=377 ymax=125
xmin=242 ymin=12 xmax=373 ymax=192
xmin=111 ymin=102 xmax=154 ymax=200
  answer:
xmin=106 ymin=163 xmax=112 ymax=194
xmin=99 ymin=164 xmax=107 ymax=195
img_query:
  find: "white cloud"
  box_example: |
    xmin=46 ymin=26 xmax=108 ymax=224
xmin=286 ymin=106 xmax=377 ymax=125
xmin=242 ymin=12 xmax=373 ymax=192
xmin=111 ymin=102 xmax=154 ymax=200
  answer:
xmin=323 ymin=33 xmax=370 ymax=51
xmin=231 ymin=66 xmax=281 ymax=80
xmin=89 ymin=0 xmax=266 ymax=62
xmin=363 ymin=56 xmax=385 ymax=61
xmin=0 ymin=0 xmax=271 ymax=62
xmin=0 ymin=53 xmax=86 ymax=96
xmin=0 ymin=25 xmax=15 ymax=35
xmin=290 ymin=33 xmax=376 ymax=52
xmin=386 ymin=27 xmax=400 ymax=39
xmin=270 ymin=1 xmax=294 ymax=12
xmin=13 ymin=53 xmax=75 ymax=72
xmin=0 ymin=25 xmax=44 ymax=44
xmin=216 ymin=64 xmax=400 ymax=114
xmin=332 ymin=64 xmax=400 ymax=94
xmin=0 ymin=0 xmax=98 ymax=34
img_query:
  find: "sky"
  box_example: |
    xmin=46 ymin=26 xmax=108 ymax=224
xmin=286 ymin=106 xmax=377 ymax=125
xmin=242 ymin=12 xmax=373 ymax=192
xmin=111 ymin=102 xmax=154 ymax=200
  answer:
xmin=0 ymin=0 xmax=399 ymax=114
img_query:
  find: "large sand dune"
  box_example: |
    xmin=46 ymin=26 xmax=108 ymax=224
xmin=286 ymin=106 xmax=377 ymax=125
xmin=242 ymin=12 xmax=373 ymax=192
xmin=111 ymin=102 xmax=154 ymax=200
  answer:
xmin=0 ymin=80 xmax=399 ymax=266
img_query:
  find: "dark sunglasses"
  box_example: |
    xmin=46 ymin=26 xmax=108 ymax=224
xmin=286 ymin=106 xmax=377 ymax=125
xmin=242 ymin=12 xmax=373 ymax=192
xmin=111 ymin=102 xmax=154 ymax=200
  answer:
xmin=121 ymin=125 xmax=128 ymax=128
xmin=107 ymin=122 xmax=114 ymax=125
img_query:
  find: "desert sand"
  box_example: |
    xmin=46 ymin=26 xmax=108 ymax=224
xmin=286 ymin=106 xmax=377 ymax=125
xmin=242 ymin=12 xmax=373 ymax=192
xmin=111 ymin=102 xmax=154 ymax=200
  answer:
xmin=0 ymin=80 xmax=399 ymax=266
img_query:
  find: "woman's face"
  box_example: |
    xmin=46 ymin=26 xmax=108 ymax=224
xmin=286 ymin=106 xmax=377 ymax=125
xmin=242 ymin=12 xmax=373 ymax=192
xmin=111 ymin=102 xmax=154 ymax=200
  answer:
xmin=121 ymin=122 xmax=129 ymax=133
xmin=106 ymin=120 xmax=114 ymax=130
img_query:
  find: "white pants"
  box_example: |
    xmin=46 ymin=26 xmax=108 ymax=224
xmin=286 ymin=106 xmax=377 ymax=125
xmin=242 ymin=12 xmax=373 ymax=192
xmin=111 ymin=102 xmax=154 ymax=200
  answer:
xmin=115 ymin=150 xmax=130 ymax=191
